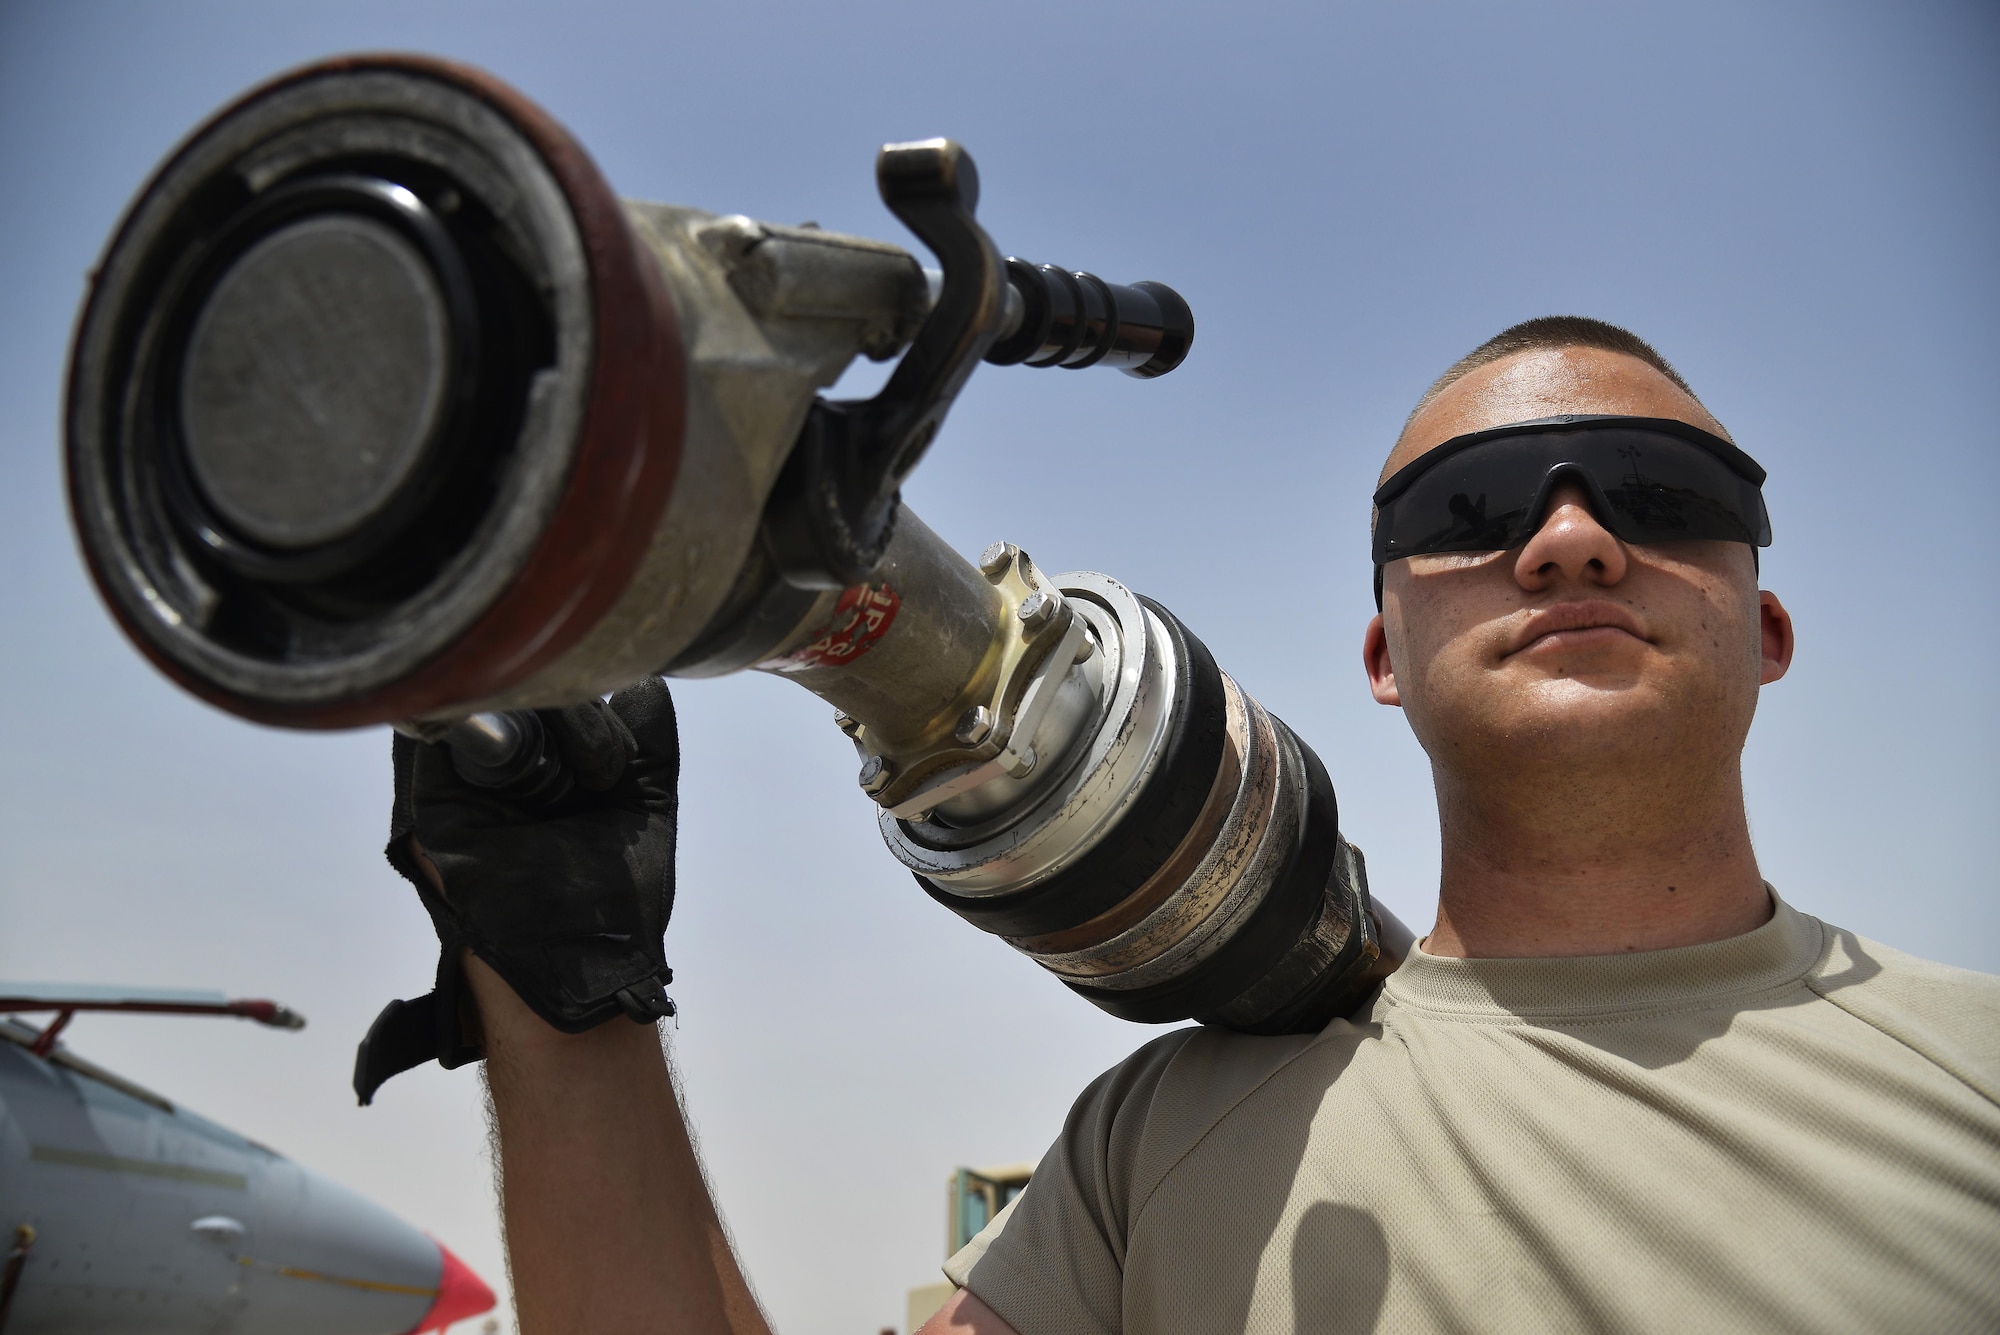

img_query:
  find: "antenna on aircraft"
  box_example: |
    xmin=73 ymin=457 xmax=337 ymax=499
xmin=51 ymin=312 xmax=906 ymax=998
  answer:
xmin=0 ymin=983 xmax=306 ymax=1056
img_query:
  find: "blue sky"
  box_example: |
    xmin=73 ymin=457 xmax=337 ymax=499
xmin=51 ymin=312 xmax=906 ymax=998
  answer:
xmin=2 ymin=3 xmax=1994 ymax=1331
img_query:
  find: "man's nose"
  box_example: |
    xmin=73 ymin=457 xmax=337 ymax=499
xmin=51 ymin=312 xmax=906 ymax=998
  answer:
xmin=1514 ymin=480 xmax=1628 ymax=590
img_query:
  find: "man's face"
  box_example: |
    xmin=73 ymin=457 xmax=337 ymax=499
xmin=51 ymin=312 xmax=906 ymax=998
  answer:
xmin=1363 ymin=346 xmax=1793 ymax=797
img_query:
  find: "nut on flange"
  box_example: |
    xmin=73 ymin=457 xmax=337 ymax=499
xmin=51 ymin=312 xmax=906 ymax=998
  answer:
xmin=858 ymin=753 xmax=895 ymax=794
xmin=1017 ymin=590 xmax=1056 ymax=634
xmin=955 ymin=704 xmax=995 ymax=745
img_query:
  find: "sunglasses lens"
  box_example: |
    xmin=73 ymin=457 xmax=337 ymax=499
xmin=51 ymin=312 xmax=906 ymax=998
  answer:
xmin=1375 ymin=427 xmax=1768 ymax=562
xmin=1592 ymin=432 xmax=1766 ymax=545
xmin=1376 ymin=435 xmax=1548 ymax=557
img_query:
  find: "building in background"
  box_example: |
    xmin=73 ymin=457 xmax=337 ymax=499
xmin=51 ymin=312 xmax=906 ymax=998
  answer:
xmin=905 ymin=1161 xmax=1035 ymax=1332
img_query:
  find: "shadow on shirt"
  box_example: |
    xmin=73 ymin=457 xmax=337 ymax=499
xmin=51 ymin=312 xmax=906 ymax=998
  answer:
xmin=1525 ymin=929 xmax=1883 ymax=1071
xmin=1290 ymin=1202 xmax=1389 ymax=1333
xmin=1113 ymin=1026 xmax=1394 ymax=1332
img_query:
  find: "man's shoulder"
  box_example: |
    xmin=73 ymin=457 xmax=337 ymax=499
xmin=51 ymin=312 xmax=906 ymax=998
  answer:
xmin=1802 ymin=915 xmax=2000 ymax=1105
xmin=1075 ymin=1016 xmax=1377 ymax=1208
xmin=1087 ymin=1017 xmax=1368 ymax=1121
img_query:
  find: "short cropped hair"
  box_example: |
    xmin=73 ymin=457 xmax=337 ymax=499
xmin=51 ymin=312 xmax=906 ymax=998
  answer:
xmin=1402 ymin=315 xmax=1702 ymax=435
xmin=1374 ymin=316 xmax=1747 ymax=608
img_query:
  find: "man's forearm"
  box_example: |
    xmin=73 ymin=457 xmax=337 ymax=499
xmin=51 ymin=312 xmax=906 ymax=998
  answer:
xmin=467 ymin=955 xmax=771 ymax=1335
xmin=921 ymin=1287 xmax=1021 ymax=1334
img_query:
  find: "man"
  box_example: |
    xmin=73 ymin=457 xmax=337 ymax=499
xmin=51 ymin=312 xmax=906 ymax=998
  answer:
xmin=386 ymin=317 xmax=2000 ymax=1333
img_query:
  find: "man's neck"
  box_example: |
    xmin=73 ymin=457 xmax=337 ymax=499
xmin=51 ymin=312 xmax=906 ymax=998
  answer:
xmin=1421 ymin=765 xmax=1772 ymax=959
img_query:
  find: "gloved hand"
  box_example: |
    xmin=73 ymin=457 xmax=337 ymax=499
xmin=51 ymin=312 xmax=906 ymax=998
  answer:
xmin=354 ymin=678 xmax=680 ymax=1105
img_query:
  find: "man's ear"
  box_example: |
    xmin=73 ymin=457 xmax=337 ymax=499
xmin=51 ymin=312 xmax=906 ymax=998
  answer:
xmin=1363 ymin=614 xmax=1402 ymax=707
xmin=1759 ymin=590 xmax=1794 ymax=685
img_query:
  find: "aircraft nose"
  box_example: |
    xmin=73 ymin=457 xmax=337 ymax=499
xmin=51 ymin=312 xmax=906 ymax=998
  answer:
xmin=406 ymin=1238 xmax=497 ymax=1333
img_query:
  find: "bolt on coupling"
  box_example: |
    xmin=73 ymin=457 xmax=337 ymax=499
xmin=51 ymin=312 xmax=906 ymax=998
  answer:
xmin=858 ymin=753 xmax=895 ymax=794
xmin=955 ymin=705 xmax=996 ymax=745
xmin=1017 ymin=590 xmax=1057 ymax=633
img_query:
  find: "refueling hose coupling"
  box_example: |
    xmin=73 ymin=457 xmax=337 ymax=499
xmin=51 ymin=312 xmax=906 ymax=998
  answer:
xmin=880 ymin=571 xmax=1412 ymax=1032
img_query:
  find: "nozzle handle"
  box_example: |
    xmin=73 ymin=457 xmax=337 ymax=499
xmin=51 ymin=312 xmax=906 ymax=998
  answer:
xmin=984 ymin=259 xmax=1193 ymax=378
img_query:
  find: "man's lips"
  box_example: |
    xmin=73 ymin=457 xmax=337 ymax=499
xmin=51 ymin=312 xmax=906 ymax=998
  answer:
xmin=1506 ymin=600 xmax=1651 ymax=657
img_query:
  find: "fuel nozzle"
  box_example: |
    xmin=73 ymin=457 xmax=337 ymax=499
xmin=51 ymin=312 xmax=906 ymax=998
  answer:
xmin=69 ymin=54 xmax=1400 ymax=1042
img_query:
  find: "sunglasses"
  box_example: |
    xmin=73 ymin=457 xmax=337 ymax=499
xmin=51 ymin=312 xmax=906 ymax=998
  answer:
xmin=1371 ymin=414 xmax=1771 ymax=605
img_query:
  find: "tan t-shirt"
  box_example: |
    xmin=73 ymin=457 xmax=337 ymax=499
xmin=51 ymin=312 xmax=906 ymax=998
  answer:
xmin=945 ymin=894 xmax=2000 ymax=1333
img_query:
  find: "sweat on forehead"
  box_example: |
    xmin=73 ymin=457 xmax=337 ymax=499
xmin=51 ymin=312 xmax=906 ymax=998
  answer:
xmin=1383 ymin=322 xmax=1729 ymax=485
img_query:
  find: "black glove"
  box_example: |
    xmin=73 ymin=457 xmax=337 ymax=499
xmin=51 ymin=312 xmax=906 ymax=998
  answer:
xmin=353 ymin=678 xmax=680 ymax=1105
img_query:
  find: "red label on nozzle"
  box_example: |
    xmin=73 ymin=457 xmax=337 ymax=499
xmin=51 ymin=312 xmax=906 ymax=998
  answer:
xmin=757 ymin=583 xmax=901 ymax=672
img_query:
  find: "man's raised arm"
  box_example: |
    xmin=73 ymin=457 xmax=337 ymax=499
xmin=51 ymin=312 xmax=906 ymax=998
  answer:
xmin=363 ymin=678 xmax=1020 ymax=1334
xmin=466 ymin=954 xmax=769 ymax=1334
xmin=472 ymin=958 xmax=1019 ymax=1333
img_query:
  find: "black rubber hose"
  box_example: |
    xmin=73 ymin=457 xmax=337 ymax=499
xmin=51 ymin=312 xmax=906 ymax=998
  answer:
xmin=1063 ymin=718 xmax=1343 ymax=1028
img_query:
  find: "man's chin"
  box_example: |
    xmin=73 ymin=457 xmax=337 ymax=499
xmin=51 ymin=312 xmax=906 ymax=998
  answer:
xmin=1466 ymin=678 xmax=1675 ymax=756
xmin=1512 ymin=666 xmax=1651 ymax=696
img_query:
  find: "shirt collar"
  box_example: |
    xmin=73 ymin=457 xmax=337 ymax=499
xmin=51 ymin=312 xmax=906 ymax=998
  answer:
xmin=1379 ymin=887 xmax=1824 ymax=1021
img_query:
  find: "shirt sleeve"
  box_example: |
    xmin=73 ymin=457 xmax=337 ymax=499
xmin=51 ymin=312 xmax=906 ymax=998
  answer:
xmin=1806 ymin=921 xmax=2000 ymax=1104
xmin=943 ymin=1192 xmax=1021 ymax=1283
xmin=943 ymin=1028 xmax=1202 ymax=1335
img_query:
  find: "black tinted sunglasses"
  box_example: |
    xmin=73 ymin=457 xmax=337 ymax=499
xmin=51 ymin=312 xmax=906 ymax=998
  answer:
xmin=1371 ymin=414 xmax=1771 ymax=605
